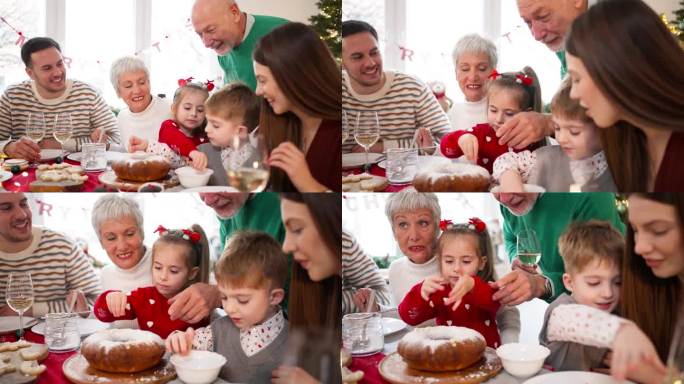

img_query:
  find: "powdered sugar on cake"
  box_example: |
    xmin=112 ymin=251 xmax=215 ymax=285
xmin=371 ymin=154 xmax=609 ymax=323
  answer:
xmin=422 ymin=163 xmax=490 ymax=181
xmin=82 ymin=329 xmax=163 ymax=353
xmin=402 ymin=326 xmax=485 ymax=352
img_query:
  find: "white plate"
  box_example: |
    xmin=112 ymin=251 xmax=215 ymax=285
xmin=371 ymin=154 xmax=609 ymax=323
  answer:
xmin=67 ymin=151 xmax=126 ymax=164
xmin=31 ymin=318 xmax=110 ymax=336
xmin=523 ymin=371 xmax=636 ymax=384
xmin=490 ymin=184 xmax=546 ymax=193
xmin=182 ymin=186 xmax=240 ymax=193
xmin=342 ymin=152 xmax=383 ymax=170
xmin=39 ymin=148 xmax=65 ymax=162
xmin=377 ymin=155 xmax=451 ymax=170
xmin=0 ymin=316 xmax=37 ymax=333
xmin=382 ymin=317 xmax=407 ymax=336
xmin=0 ymin=170 xmax=12 ymax=182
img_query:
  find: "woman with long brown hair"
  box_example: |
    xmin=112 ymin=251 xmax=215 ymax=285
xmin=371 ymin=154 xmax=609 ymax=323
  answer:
xmin=272 ymin=193 xmax=341 ymax=384
xmin=545 ymin=193 xmax=683 ymax=383
xmin=253 ymin=22 xmax=341 ymax=192
xmin=565 ymin=0 xmax=684 ymax=192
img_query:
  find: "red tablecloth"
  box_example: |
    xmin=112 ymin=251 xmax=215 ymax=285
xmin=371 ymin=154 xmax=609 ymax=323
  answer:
xmin=349 ymin=352 xmax=389 ymax=384
xmin=0 ymin=330 xmax=75 ymax=384
xmin=2 ymin=159 xmax=104 ymax=192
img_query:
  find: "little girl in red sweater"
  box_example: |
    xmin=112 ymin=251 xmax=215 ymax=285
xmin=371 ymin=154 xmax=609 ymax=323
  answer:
xmin=398 ymin=218 xmax=502 ymax=348
xmin=439 ymin=67 xmax=543 ymax=174
xmin=94 ymin=224 xmax=211 ymax=338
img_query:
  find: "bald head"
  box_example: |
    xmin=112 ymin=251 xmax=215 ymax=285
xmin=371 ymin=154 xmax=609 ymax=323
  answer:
xmin=192 ymin=0 xmax=245 ymax=55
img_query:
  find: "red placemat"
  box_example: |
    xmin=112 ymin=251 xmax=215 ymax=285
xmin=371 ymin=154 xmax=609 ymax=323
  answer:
xmin=2 ymin=159 xmax=104 ymax=192
xmin=1 ymin=329 xmax=77 ymax=384
xmin=349 ymin=352 xmax=390 ymax=384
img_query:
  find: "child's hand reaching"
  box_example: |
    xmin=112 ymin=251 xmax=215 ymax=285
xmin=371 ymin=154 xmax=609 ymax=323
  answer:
xmin=458 ymin=134 xmax=479 ymax=163
xmin=420 ymin=276 xmax=446 ymax=301
xmin=189 ymin=150 xmax=208 ymax=170
xmin=127 ymin=136 xmax=149 ymax=153
xmin=105 ymin=291 xmax=128 ymax=317
xmin=499 ymin=169 xmax=526 ymax=193
xmin=166 ymin=328 xmax=195 ymax=356
xmin=444 ymin=275 xmax=475 ymax=311
xmin=610 ymin=322 xmax=666 ymax=381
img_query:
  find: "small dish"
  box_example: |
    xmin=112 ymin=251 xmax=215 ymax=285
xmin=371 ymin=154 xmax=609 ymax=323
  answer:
xmin=176 ymin=166 xmax=214 ymax=188
xmin=170 ymin=350 xmax=227 ymax=384
xmin=496 ymin=343 xmax=550 ymax=378
xmin=381 ymin=317 xmax=407 ymax=336
xmin=342 ymin=152 xmax=383 ymax=170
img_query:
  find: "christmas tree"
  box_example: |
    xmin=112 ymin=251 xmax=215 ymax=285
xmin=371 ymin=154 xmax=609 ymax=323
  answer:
xmin=309 ymin=0 xmax=341 ymax=61
xmin=676 ymin=0 xmax=684 ymax=43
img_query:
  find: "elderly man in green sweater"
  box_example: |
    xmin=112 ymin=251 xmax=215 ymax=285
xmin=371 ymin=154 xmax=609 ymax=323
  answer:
xmin=490 ymin=192 xmax=625 ymax=306
xmin=192 ymin=0 xmax=288 ymax=90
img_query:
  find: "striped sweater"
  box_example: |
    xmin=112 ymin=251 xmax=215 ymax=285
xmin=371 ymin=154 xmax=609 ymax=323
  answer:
xmin=342 ymin=71 xmax=451 ymax=152
xmin=0 ymin=227 xmax=101 ymax=316
xmin=0 ymin=80 xmax=120 ymax=152
xmin=342 ymin=230 xmax=391 ymax=314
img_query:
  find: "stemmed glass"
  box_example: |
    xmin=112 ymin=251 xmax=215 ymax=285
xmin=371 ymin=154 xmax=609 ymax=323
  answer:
xmin=342 ymin=110 xmax=350 ymax=144
xmin=226 ymin=133 xmax=270 ymax=192
xmin=26 ymin=112 xmax=46 ymax=167
xmin=353 ymin=111 xmax=380 ymax=171
xmin=664 ymin=322 xmax=684 ymax=383
xmin=53 ymin=113 xmax=73 ymax=156
xmin=516 ymin=229 xmax=541 ymax=267
xmin=6 ymin=272 xmax=34 ymax=340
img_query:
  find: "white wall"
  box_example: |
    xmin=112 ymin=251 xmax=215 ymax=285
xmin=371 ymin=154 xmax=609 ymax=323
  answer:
xmin=238 ymin=0 xmax=319 ymax=24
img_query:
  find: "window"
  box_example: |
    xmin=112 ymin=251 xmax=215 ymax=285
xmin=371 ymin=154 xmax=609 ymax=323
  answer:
xmin=0 ymin=0 xmax=46 ymax=92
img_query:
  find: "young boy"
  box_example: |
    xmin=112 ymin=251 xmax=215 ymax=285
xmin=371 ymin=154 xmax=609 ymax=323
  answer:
xmin=166 ymin=231 xmax=288 ymax=383
xmin=539 ymin=220 xmax=624 ymax=371
xmin=199 ymin=82 xmax=261 ymax=186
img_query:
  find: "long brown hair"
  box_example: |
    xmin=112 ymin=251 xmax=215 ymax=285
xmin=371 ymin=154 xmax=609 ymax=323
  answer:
xmin=621 ymin=193 xmax=683 ymax=360
xmin=566 ymin=0 xmax=684 ymax=191
xmin=280 ymin=193 xmax=341 ymax=336
xmin=152 ymin=224 xmax=210 ymax=286
xmin=488 ymin=66 xmax=542 ymax=113
xmin=253 ymin=22 xmax=342 ymax=191
xmin=436 ymin=222 xmax=497 ymax=282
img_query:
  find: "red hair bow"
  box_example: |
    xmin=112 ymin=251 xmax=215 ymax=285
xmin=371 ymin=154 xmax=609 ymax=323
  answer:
xmin=439 ymin=219 xmax=453 ymax=231
xmin=178 ymin=77 xmax=195 ymax=87
xmin=468 ymin=217 xmax=487 ymax=233
xmin=488 ymin=69 xmax=501 ymax=80
xmin=205 ymin=80 xmax=215 ymax=91
xmin=181 ymin=229 xmax=201 ymax=243
xmin=516 ymin=74 xmax=533 ymax=86
xmin=154 ymin=225 xmax=168 ymax=234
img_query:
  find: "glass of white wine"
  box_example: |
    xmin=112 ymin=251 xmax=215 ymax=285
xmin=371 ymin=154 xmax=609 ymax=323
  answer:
xmin=226 ymin=133 xmax=270 ymax=192
xmin=516 ymin=229 xmax=541 ymax=267
xmin=6 ymin=271 xmax=34 ymax=340
xmin=26 ymin=112 xmax=46 ymax=167
xmin=354 ymin=111 xmax=380 ymax=171
xmin=342 ymin=110 xmax=350 ymax=144
xmin=53 ymin=112 xmax=73 ymax=156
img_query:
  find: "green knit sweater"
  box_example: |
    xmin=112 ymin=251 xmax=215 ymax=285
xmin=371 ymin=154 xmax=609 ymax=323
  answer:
xmin=500 ymin=193 xmax=625 ymax=302
xmin=218 ymin=14 xmax=289 ymax=90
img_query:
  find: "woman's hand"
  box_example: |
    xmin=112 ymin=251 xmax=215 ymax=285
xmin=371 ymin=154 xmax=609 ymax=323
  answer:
xmin=127 ymin=136 xmax=148 ymax=153
xmin=66 ymin=289 xmax=89 ymax=316
xmin=420 ymin=276 xmax=446 ymax=301
xmin=610 ymin=321 xmax=667 ymax=382
xmin=105 ymin=291 xmax=128 ymax=317
xmin=457 ymin=134 xmax=479 ymax=163
xmin=189 ymin=150 xmax=208 ymax=170
xmin=165 ymin=328 xmax=195 ymax=355
xmin=269 ymin=142 xmax=326 ymax=192
xmin=444 ymin=275 xmax=475 ymax=311
xmin=271 ymin=365 xmax=319 ymax=384
xmin=352 ymin=288 xmax=379 ymax=312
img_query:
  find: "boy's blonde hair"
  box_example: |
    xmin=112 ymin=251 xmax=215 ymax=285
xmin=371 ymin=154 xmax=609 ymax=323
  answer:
xmin=214 ymin=231 xmax=287 ymax=290
xmin=551 ymin=76 xmax=593 ymax=123
xmin=204 ymin=82 xmax=260 ymax=133
xmin=436 ymin=222 xmax=497 ymax=282
xmin=558 ymin=220 xmax=624 ymax=274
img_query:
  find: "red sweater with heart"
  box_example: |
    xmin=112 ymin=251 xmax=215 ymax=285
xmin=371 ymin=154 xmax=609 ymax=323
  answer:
xmin=157 ymin=119 xmax=208 ymax=157
xmin=93 ymin=287 xmax=209 ymax=339
xmin=439 ymin=123 xmax=530 ymax=174
xmin=398 ymin=276 xmax=502 ymax=348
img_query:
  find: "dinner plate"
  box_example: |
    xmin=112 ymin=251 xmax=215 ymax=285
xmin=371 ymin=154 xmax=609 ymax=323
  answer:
xmin=0 ymin=170 xmax=13 ymax=182
xmin=39 ymin=148 xmax=64 ymax=162
xmin=377 ymin=155 xmax=450 ymax=170
xmin=67 ymin=151 xmax=126 ymax=164
xmin=342 ymin=152 xmax=383 ymax=170
xmin=523 ymin=371 xmax=636 ymax=384
xmin=0 ymin=316 xmax=38 ymax=333
xmin=31 ymin=318 xmax=110 ymax=336
xmin=182 ymin=186 xmax=240 ymax=193
xmin=382 ymin=317 xmax=407 ymax=336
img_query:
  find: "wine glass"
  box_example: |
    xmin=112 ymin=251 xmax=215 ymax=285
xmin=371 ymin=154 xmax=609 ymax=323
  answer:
xmin=354 ymin=111 xmax=380 ymax=171
xmin=664 ymin=322 xmax=684 ymax=383
xmin=26 ymin=112 xmax=46 ymax=167
xmin=53 ymin=113 xmax=73 ymax=156
xmin=516 ymin=229 xmax=541 ymax=267
xmin=6 ymin=271 xmax=34 ymax=340
xmin=342 ymin=110 xmax=350 ymax=144
xmin=226 ymin=133 xmax=270 ymax=192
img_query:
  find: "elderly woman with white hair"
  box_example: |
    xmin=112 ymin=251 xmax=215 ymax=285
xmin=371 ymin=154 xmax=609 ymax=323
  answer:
xmin=385 ymin=190 xmax=520 ymax=343
xmin=448 ymin=34 xmax=498 ymax=131
xmin=110 ymin=56 xmax=172 ymax=151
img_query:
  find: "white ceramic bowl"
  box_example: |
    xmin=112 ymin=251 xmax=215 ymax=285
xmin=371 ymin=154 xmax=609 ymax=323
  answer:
xmin=170 ymin=350 xmax=227 ymax=384
xmin=490 ymin=184 xmax=546 ymax=193
xmin=496 ymin=343 xmax=550 ymax=378
xmin=175 ymin=166 xmax=214 ymax=188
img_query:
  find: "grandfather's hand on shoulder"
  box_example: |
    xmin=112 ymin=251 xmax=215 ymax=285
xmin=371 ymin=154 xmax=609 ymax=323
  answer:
xmin=489 ymin=268 xmax=546 ymax=306
xmin=168 ymin=283 xmax=220 ymax=324
xmin=496 ymin=112 xmax=552 ymax=149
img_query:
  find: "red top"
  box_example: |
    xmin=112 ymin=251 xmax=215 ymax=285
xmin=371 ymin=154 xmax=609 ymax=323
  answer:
xmin=305 ymin=119 xmax=341 ymax=192
xmin=439 ymin=123 xmax=529 ymax=174
xmin=654 ymin=131 xmax=684 ymax=192
xmin=157 ymin=119 xmax=208 ymax=157
xmin=398 ymin=276 xmax=502 ymax=348
xmin=93 ymin=287 xmax=209 ymax=339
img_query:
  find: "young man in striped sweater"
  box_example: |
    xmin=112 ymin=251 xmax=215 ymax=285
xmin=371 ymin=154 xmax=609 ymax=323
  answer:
xmin=341 ymin=20 xmax=451 ymax=154
xmin=0 ymin=193 xmax=101 ymax=317
xmin=0 ymin=37 xmax=119 ymax=162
